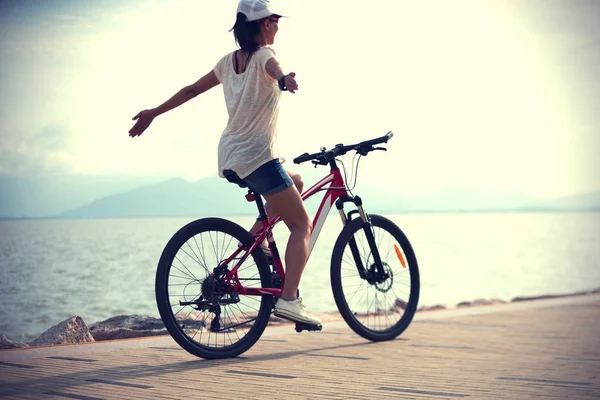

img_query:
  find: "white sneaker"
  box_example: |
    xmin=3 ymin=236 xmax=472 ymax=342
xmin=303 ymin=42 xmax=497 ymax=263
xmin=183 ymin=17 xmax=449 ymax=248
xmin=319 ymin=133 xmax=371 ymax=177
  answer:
xmin=274 ymin=297 xmax=322 ymax=325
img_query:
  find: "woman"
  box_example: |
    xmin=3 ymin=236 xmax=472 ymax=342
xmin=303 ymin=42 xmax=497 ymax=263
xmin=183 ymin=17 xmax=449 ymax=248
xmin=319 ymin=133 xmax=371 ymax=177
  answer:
xmin=128 ymin=0 xmax=321 ymax=326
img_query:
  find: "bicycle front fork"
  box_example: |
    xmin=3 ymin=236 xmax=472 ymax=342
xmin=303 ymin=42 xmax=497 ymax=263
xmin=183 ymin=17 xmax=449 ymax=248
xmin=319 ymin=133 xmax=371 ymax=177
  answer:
xmin=335 ymin=195 xmax=387 ymax=284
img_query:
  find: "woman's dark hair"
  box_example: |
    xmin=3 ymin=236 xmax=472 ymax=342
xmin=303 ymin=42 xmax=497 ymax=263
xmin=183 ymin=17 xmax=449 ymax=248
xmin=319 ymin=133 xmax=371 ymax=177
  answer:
xmin=230 ymin=12 xmax=262 ymax=53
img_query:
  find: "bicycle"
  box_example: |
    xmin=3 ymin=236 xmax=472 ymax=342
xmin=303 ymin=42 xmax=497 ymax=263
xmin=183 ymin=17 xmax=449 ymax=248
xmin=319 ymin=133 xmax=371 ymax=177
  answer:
xmin=155 ymin=131 xmax=420 ymax=359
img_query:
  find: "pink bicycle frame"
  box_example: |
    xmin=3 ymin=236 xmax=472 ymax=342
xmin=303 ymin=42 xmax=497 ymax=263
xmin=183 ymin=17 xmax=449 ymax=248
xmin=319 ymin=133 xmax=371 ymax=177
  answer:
xmin=225 ymin=167 xmax=349 ymax=297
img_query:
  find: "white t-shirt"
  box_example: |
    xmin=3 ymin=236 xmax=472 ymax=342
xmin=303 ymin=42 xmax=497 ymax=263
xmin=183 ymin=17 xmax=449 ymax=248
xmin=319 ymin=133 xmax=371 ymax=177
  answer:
xmin=213 ymin=47 xmax=282 ymax=179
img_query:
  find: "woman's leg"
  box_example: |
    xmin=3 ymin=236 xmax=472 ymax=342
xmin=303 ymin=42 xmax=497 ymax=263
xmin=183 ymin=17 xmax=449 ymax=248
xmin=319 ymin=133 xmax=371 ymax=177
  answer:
xmin=262 ymin=184 xmax=312 ymax=301
xmin=248 ymin=170 xmax=304 ymax=235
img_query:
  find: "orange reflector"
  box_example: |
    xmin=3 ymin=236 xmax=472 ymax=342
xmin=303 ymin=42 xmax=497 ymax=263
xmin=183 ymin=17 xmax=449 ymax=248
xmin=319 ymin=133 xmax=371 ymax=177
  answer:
xmin=394 ymin=244 xmax=406 ymax=268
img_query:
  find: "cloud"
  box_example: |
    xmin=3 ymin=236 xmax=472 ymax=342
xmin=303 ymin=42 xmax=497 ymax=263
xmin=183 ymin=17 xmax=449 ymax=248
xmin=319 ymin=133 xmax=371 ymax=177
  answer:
xmin=0 ymin=0 xmax=598 ymax=198
xmin=0 ymin=124 xmax=78 ymax=176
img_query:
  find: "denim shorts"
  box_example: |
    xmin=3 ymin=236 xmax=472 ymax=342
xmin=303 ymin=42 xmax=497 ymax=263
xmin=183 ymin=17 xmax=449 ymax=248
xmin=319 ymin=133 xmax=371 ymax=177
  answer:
xmin=244 ymin=159 xmax=294 ymax=195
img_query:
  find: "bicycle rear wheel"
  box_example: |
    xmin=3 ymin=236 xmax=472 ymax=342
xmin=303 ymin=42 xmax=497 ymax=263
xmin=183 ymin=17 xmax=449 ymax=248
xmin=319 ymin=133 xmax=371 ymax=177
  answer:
xmin=155 ymin=217 xmax=272 ymax=359
xmin=331 ymin=214 xmax=420 ymax=341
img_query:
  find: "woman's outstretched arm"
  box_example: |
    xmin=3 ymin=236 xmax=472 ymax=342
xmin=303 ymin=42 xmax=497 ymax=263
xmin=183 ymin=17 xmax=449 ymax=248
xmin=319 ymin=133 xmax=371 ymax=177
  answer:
xmin=129 ymin=70 xmax=220 ymax=137
xmin=265 ymin=57 xmax=298 ymax=94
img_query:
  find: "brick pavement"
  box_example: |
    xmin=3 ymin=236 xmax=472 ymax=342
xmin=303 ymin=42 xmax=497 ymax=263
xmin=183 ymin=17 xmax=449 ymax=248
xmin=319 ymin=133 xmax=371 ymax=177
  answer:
xmin=1 ymin=294 xmax=598 ymax=399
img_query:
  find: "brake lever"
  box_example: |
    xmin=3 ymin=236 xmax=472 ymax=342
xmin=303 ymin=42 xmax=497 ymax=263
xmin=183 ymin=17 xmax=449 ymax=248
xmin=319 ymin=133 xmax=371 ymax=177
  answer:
xmin=373 ymin=147 xmax=387 ymax=151
xmin=357 ymin=144 xmax=375 ymax=156
xmin=311 ymin=158 xmax=328 ymax=168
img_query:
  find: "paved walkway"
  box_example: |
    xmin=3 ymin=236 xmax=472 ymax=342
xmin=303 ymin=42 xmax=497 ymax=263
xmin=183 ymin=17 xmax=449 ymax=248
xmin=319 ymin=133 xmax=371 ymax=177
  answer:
xmin=1 ymin=294 xmax=599 ymax=399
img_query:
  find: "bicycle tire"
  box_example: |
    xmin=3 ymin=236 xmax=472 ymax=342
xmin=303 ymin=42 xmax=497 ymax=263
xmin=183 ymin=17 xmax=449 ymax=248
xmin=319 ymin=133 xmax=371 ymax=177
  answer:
xmin=331 ymin=214 xmax=420 ymax=341
xmin=155 ymin=217 xmax=272 ymax=359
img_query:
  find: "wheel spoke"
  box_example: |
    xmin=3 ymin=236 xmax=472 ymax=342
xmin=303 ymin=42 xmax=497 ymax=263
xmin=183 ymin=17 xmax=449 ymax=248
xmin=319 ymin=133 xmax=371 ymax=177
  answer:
xmin=171 ymin=256 xmax=200 ymax=281
xmin=192 ymin=235 xmax=208 ymax=271
xmin=185 ymin=240 xmax=204 ymax=269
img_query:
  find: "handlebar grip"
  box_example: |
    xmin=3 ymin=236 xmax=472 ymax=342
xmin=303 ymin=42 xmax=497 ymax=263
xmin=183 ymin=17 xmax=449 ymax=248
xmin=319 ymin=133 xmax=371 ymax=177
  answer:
xmin=361 ymin=131 xmax=394 ymax=147
xmin=376 ymin=131 xmax=393 ymax=144
xmin=293 ymin=152 xmax=314 ymax=164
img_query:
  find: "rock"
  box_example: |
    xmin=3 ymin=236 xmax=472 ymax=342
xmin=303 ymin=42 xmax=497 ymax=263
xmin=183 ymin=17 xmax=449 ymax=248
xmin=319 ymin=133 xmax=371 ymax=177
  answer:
xmin=89 ymin=313 xmax=301 ymax=341
xmin=90 ymin=327 xmax=167 ymax=341
xmin=394 ymin=299 xmax=408 ymax=309
xmin=90 ymin=315 xmax=165 ymax=331
xmin=512 ymin=293 xmax=570 ymax=302
xmin=457 ymin=299 xmax=507 ymax=308
xmin=472 ymin=298 xmax=506 ymax=306
xmin=385 ymin=299 xmax=409 ymax=313
xmin=30 ymin=316 xmax=94 ymax=347
xmin=512 ymin=289 xmax=600 ymax=303
xmin=418 ymin=304 xmax=447 ymax=312
xmin=89 ymin=315 xmax=169 ymax=341
xmin=0 ymin=334 xmax=30 ymax=350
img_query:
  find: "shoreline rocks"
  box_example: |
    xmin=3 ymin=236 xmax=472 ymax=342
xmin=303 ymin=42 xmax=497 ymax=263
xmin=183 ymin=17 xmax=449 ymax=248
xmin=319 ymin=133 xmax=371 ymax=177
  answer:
xmin=30 ymin=316 xmax=94 ymax=347
xmin=2 ymin=288 xmax=599 ymax=350
xmin=456 ymin=298 xmax=507 ymax=308
xmin=89 ymin=315 xmax=169 ymax=341
xmin=417 ymin=304 xmax=447 ymax=312
xmin=0 ymin=312 xmax=305 ymax=350
xmin=0 ymin=334 xmax=30 ymax=349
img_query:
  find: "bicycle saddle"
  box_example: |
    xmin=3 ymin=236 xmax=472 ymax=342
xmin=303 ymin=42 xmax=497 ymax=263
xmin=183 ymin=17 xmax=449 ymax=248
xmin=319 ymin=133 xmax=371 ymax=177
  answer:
xmin=222 ymin=169 xmax=248 ymax=189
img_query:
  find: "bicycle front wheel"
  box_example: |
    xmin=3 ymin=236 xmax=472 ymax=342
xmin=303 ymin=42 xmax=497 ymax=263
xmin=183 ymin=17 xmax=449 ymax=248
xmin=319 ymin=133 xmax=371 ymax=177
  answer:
xmin=155 ymin=217 xmax=272 ymax=359
xmin=331 ymin=214 xmax=420 ymax=341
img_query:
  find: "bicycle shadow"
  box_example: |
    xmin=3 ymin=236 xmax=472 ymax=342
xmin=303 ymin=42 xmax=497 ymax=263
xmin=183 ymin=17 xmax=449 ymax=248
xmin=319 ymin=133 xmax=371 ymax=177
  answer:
xmin=2 ymin=338 xmax=402 ymax=397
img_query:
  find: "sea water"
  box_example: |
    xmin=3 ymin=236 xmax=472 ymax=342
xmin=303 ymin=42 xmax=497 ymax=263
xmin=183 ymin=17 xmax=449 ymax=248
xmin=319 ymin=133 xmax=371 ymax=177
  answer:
xmin=1 ymin=212 xmax=598 ymax=341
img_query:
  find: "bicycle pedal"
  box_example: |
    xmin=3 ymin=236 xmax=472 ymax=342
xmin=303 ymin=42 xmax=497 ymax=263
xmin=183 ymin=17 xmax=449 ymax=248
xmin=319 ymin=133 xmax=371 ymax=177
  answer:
xmin=294 ymin=322 xmax=323 ymax=333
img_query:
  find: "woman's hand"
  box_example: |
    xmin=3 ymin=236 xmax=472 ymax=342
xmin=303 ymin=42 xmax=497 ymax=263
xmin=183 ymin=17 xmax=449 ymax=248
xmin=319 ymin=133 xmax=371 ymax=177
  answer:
xmin=284 ymin=72 xmax=298 ymax=94
xmin=129 ymin=109 xmax=156 ymax=137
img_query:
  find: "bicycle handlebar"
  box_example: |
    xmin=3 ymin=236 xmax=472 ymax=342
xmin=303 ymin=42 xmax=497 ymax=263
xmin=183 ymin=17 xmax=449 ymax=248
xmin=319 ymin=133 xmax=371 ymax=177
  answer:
xmin=293 ymin=131 xmax=394 ymax=165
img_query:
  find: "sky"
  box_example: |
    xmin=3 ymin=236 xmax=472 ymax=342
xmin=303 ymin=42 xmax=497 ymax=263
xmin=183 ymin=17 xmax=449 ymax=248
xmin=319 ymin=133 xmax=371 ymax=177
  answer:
xmin=0 ymin=0 xmax=599 ymax=198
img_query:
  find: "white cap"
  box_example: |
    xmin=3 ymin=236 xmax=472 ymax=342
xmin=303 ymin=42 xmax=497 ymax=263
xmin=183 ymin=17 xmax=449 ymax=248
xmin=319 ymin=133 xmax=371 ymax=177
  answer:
xmin=237 ymin=0 xmax=283 ymax=22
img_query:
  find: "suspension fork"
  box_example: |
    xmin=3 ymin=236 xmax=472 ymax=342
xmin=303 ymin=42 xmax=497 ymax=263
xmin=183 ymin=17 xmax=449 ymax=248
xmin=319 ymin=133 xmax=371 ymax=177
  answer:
xmin=356 ymin=197 xmax=387 ymax=282
xmin=336 ymin=196 xmax=385 ymax=281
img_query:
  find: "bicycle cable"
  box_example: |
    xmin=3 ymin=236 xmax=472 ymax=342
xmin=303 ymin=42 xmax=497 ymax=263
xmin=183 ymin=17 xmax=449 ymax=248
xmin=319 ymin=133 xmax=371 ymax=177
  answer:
xmin=337 ymin=152 xmax=363 ymax=197
xmin=350 ymin=153 xmax=363 ymax=194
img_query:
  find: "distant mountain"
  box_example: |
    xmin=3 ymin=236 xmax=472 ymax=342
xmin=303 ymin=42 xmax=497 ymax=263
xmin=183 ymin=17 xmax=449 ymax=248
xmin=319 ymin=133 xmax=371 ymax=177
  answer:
xmin=3 ymin=171 xmax=598 ymax=220
xmin=59 ymin=176 xmax=257 ymax=218
xmin=0 ymin=174 xmax=167 ymax=218
xmin=55 ymin=176 xmax=600 ymax=219
xmin=525 ymin=190 xmax=600 ymax=211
